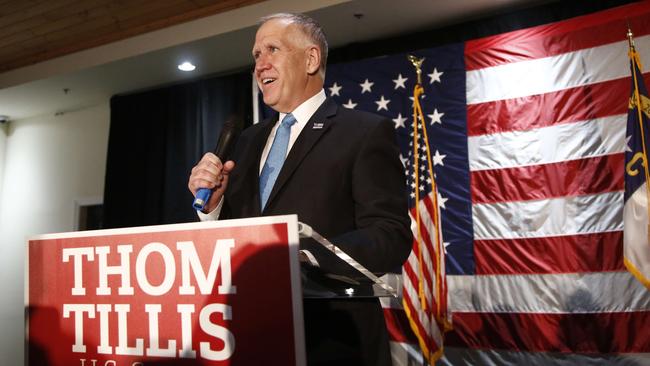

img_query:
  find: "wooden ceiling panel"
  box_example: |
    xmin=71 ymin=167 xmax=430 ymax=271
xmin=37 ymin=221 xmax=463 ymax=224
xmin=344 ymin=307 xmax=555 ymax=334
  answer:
xmin=0 ymin=0 xmax=83 ymax=28
xmin=0 ymin=0 xmax=265 ymax=73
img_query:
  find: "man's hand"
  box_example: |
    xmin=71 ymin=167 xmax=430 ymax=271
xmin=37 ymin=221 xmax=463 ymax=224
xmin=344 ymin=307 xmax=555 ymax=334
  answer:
xmin=188 ymin=153 xmax=235 ymax=213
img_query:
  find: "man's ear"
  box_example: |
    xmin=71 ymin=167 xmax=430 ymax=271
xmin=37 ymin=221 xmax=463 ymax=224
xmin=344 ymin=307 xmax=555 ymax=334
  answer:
xmin=305 ymin=45 xmax=321 ymax=75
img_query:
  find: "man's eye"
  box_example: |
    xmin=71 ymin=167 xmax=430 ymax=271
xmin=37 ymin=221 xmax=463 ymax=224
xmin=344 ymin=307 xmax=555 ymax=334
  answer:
xmin=270 ymin=46 xmax=278 ymax=53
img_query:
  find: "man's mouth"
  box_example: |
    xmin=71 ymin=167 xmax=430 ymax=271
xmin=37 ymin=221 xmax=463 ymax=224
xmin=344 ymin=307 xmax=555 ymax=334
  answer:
xmin=261 ymin=78 xmax=276 ymax=85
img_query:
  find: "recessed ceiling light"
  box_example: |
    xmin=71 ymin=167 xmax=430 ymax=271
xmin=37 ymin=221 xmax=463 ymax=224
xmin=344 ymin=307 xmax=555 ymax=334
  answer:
xmin=178 ymin=62 xmax=196 ymax=72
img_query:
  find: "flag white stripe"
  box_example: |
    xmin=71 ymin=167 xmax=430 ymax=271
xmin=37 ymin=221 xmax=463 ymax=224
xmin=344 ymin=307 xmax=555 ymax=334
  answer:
xmin=472 ymin=191 xmax=623 ymax=240
xmin=466 ymin=35 xmax=650 ymax=104
xmin=388 ymin=341 xmax=424 ymax=366
xmin=468 ymin=114 xmax=626 ymax=171
xmin=448 ymin=271 xmax=650 ymax=313
xmin=439 ymin=346 xmax=650 ymax=366
xmin=405 ymin=253 xmax=434 ymax=305
xmin=380 ymin=274 xmax=404 ymax=303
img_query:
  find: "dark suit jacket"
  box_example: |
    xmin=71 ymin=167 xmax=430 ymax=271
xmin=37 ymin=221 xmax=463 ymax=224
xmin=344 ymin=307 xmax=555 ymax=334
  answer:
xmin=223 ymin=97 xmax=412 ymax=365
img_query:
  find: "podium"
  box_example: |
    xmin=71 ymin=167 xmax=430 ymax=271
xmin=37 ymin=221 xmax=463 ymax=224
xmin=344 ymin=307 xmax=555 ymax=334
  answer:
xmin=26 ymin=215 xmax=395 ymax=366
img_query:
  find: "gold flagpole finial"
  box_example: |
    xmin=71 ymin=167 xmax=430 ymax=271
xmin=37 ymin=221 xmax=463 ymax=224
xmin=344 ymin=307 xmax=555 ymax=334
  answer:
xmin=627 ymin=21 xmax=635 ymax=49
xmin=407 ymin=55 xmax=426 ymax=85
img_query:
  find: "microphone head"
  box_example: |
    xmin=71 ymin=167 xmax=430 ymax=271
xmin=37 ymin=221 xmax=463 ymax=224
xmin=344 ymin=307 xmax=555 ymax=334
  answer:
xmin=221 ymin=114 xmax=240 ymax=131
xmin=214 ymin=114 xmax=242 ymax=161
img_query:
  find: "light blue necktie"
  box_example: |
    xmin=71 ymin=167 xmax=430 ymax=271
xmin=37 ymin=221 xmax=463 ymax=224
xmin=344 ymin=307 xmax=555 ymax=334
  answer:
xmin=259 ymin=113 xmax=297 ymax=210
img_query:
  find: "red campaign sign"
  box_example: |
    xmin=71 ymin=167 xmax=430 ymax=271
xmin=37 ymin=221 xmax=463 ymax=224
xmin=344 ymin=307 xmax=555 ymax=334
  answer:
xmin=26 ymin=215 xmax=305 ymax=366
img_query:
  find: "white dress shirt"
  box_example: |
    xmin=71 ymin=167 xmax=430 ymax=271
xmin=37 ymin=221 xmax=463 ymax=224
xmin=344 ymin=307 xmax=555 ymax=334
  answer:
xmin=198 ymin=89 xmax=327 ymax=221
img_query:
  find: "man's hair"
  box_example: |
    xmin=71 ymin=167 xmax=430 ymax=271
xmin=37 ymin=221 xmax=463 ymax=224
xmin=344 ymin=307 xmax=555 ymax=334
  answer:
xmin=260 ymin=13 xmax=328 ymax=76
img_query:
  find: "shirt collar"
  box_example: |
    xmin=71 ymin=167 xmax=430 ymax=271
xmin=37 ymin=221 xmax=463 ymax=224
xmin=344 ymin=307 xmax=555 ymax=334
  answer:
xmin=278 ymin=89 xmax=327 ymax=127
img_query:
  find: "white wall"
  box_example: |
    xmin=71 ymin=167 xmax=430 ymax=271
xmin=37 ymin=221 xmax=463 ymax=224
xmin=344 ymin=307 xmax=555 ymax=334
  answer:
xmin=0 ymin=103 xmax=110 ymax=365
xmin=0 ymin=123 xmax=6 ymax=208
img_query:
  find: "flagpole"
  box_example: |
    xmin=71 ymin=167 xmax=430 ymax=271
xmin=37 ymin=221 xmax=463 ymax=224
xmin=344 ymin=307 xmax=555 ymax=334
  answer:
xmin=407 ymin=55 xmax=427 ymax=313
xmin=627 ymin=27 xmax=650 ymax=239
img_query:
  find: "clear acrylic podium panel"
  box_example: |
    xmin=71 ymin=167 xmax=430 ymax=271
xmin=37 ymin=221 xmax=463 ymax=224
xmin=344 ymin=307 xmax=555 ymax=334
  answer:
xmin=298 ymin=222 xmax=399 ymax=299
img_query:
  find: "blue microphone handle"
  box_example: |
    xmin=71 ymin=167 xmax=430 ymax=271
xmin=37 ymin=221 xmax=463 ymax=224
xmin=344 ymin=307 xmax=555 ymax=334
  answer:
xmin=192 ymin=188 xmax=212 ymax=211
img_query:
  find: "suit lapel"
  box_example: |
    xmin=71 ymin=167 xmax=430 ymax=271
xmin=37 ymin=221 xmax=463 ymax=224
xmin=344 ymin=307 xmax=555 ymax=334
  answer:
xmin=263 ymin=98 xmax=338 ymax=212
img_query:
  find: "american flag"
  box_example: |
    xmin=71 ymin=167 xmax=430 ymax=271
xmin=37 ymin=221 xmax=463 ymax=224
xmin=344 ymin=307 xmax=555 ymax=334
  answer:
xmin=401 ymin=76 xmax=451 ymax=363
xmin=321 ymin=2 xmax=650 ymax=365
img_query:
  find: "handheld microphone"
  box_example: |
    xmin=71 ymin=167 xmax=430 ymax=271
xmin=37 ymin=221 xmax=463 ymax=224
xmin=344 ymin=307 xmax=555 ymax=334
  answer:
xmin=193 ymin=116 xmax=240 ymax=211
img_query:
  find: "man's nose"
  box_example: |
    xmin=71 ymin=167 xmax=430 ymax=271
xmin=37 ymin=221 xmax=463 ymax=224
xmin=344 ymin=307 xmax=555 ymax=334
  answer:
xmin=255 ymin=55 xmax=271 ymax=72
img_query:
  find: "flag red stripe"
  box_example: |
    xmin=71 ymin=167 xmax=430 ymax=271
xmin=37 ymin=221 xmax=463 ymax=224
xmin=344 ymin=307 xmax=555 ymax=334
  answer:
xmin=383 ymin=307 xmax=418 ymax=344
xmin=404 ymin=241 xmax=434 ymax=290
xmin=446 ymin=310 xmax=650 ymax=353
xmin=464 ymin=2 xmax=650 ymax=70
xmin=403 ymin=256 xmax=432 ymax=302
xmin=408 ymin=202 xmax=438 ymax=286
xmin=471 ymin=154 xmax=624 ymax=204
xmin=421 ymin=195 xmax=443 ymax=275
xmin=402 ymin=287 xmax=435 ymax=346
xmin=467 ymin=77 xmax=634 ymax=136
xmin=474 ymin=231 xmax=624 ymax=275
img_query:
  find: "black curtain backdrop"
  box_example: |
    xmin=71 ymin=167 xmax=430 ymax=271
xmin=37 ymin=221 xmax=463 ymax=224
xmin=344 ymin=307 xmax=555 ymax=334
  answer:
xmin=104 ymin=71 xmax=252 ymax=228
xmin=103 ymin=0 xmax=636 ymax=229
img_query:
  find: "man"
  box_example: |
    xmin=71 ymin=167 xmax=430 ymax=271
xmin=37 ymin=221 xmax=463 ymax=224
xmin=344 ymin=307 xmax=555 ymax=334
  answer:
xmin=188 ymin=13 xmax=411 ymax=366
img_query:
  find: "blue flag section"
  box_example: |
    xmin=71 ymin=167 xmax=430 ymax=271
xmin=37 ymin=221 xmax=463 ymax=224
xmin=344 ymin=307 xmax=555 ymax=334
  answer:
xmin=624 ymin=42 xmax=650 ymax=289
xmin=323 ymin=44 xmax=474 ymax=276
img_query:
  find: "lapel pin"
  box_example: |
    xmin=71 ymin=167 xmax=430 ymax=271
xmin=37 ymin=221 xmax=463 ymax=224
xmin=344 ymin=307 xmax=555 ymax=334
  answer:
xmin=313 ymin=122 xmax=324 ymax=129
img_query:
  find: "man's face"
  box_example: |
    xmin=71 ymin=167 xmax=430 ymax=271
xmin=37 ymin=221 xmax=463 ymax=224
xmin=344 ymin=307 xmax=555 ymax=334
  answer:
xmin=252 ymin=19 xmax=313 ymax=113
